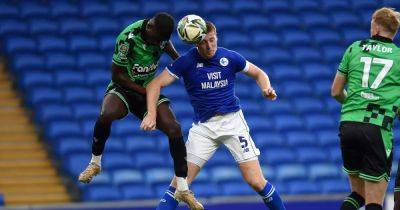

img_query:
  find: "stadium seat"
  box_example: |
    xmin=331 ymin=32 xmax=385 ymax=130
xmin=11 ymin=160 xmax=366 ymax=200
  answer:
xmin=50 ymin=2 xmax=79 ymax=18
xmin=20 ymin=71 xmax=53 ymax=90
xmin=232 ymin=0 xmax=260 ymax=13
xmin=29 ymin=19 xmax=58 ymax=35
xmin=37 ymin=104 xmax=72 ymax=123
xmin=47 ymin=120 xmax=81 ymax=139
xmin=55 ymin=71 xmax=85 ymax=87
xmin=0 ymin=3 xmax=18 ymax=19
xmin=90 ymin=18 xmax=120 ymax=35
xmin=222 ymin=31 xmax=250 ymax=48
xmin=342 ymin=28 xmax=369 ymax=45
xmin=133 ymin=152 xmax=167 ymax=169
xmin=286 ymin=132 xmax=317 ymax=147
xmin=13 ymin=54 xmax=45 ymax=72
xmin=309 ymin=164 xmax=339 ymax=180
xmin=102 ymin=153 xmax=135 ymax=171
xmin=274 ymin=114 xmax=303 ymax=131
xmin=251 ymin=31 xmax=281 ymax=47
xmin=20 ymin=3 xmax=49 ymax=18
xmin=321 ymin=0 xmax=351 ymax=11
xmin=276 ymin=164 xmax=307 ymax=182
xmin=263 ymin=0 xmax=291 ymax=13
xmin=242 ymin=14 xmax=270 ymax=31
xmin=29 ymin=88 xmax=62 ymax=106
xmin=311 ymin=28 xmax=342 ymax=45
xmin=221 ymin=182 xmax=254 ymax=196
xmin=124 ymin=136 xmax=157 ymax=153
xmin=112 ymin=169 xmax=143 ymax=186
xmin=144 ymin=168 xmax=174 ymax=185
xmin=77 ymin=53 xmax=106 ymax=69
xmin=83 ymin=185 xmax=122 ymax=201
xmin=263 ymin=99 xmax=294 ymax=116
xmin=5 ymin=37 xmax=36 ymax=55
xmin=264 ymin=148 xmax=296 ymax=165
xmin=210 ymin=166 xmax=242 ymax=183
xmin=103 ymin=138 xmax=125 ymax=153
xmin=207 ymin=150 xmax=233 ymax=167
xmin=287 ymin=181 xmax=319 ymax=194
xmin=61 ymin=19 xmax=90 ymax=34
xmin=351 ymin=0 xmax=378 ymax=10
xmin=282 ymin=81 xmax=313 ymax=97
xmin=331 ymin=12 xmax=361 ymax=27
xmin=293 ymin=0 xmax=319 ymax=12
xmin=70 ymin=36 xmax=98 ymax=52
xmin=253 ymin=131 xmax=284 ymax=149
xmin=246 ymin=116 xmax=273 ymax=132
xmin=271 ymin=14 xmax=302 ymax=29
xmin=63 ymin=87 xmax=95 ymax=103
xmin=293 ymin=98 xmax=325 ymax=114
xmin=73 ymin=103 xmax=99 ymax=120
xmin=261 ymin=47 xmax=292 ymax=64
xmin=111 ymin=1 xmax=140 ymax=17
xmin=0 ymin=20 xmax=28 ymax=36
xmin=81 ymin=2 xmax=109 ymax=17
xmin=305 ymin=114 xmax=337 ymax=130
xmin=317 ymin=130 xmax=339 ymax=146
xmin=142 ymin=0 xmax=170 ymax=16
xmin=292 ymin=47 xmax=320 ymax=63
xmin=38 ymin=36 xmax=66 ymax=52
xmin=202 ymin=0 xmax=230 ymax=14
xmin=382 ymin=0 xmax=400 ymax=8
xmin=312 ymin=80 xmax=332 ymax=97
xmin=54 ymin=137 xmax=91 ymax=157
xmin=296 ymin=147 xmax=329 ymax=163
xmin=191 ymin=183 xmax=221 ymax=198
xmin=283 ymin=30 xmax=312 ymax=46
xmin=173 ymin=0 xmax=201 ymax=17
xmin=302 ymin=63 xmax=333 ymax=81
xmin=321 ymin=179 xmax=349 ymax=193
xmin=45 ymin=53 xmax=76 ymax=70
xmin=212 ymin=15 xmax=241 ymax=31
xmin=120 ymin=184 xmax=154 ymax=200
xmin=63 ymin=153 xmax=90 ymax=177
xmin=329 ymin=146 xmax=342 ymax=163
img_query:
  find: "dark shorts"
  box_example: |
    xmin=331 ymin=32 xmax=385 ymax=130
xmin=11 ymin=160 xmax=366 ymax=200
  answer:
xmin=339 ymin=121 xmax=393 ymax=182
xmin=105 ymin=84 xmax=170 ymax=120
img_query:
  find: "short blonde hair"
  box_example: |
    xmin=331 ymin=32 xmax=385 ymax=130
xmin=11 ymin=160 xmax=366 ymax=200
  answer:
xmin=372 ymin=7 xmax=400 ymax=34
xmin=206 ymin=21 xmax=217 ymax=34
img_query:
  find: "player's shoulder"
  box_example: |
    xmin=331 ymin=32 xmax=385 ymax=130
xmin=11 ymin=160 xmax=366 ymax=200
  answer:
xmin=116 ymin=19 xmax=145 ymax=40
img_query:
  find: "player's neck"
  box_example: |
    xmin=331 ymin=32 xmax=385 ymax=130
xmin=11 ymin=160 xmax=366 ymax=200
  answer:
xmin=371 ymin=34 xmax=393 ymax=43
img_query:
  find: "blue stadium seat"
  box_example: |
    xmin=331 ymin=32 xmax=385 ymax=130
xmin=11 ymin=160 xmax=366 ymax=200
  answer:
xmin=103 ymin=137 xmax=125 ymax=153
xmin=242 ymin=14 xmax=270 ymax=31
xmin=282 ymin=82 xmax=313 ymax=97
xmin=309 ymin=164 xmax=339 ymax=180
xmin=124 ymin=136 xmax=157 ymax=153
xmin=37 ymin=104 xmax=72 ymax=123
xmin=296 ymin=147 xmax=329 ymax=163
xmin=382 ymin=0 xmax=400 ymax=8
xmin=271 ymin=14 xmax=302 ymax=29
xmin=194 ymin=169 xmax=210 ymax=184
xmin=263 ymin=0 xmax=291 ymax=13
xmin=311 ymin=28 xmax=342 ymax=45
xmin=54 ymin=137 xmax=91 ymax=157
xmin=232 ymin=0 xmax=260 ymax=13
xmin=286 ymin=131 xmax=317 ymax=147
xmin=221 ymin=182 xmax=254 ymax=196
xmin=50 ymin=2 xmax=79 ymax=18
xmin=351 ymin=0 xmax=379 ymax=10
xmin=305 ymin=114 xmax=336 ymax=130
xmin=99 ymin=35 xmax=116 ymax=52
xmin=292 ymin=47 xmax=320 ymax=63
xmin=262 ymin=166 xmax=275 ymax=180
xmin=102 ymin=153 xmax=135 ymax=171
xmin=251 ymin=31 xmax=281 ymax=47
xmin=114 ymin=120 xmax=142 ymax=136
xmin=221 ymin=31 xmax=250 ymax=48
xmin=69 ymin=36 xmax=98 ymax=52
xmin=171 ymin=101 xmax=194 ymax=118
xmin=283 ymin=30 xmax=312 ymax=46
xmin=207 ymin=150 xmax=233 ymax=167
xmin=5 ymin=37 xmax=36 ymax=54
xmin=63 ymin=153 xmax=90 ymax=177
xmin=20 ymin=3 xmax=49 ymax=18
xmin=142 ymin=0 xmax=170 ymax=15
xmin=321 ymin=179 xmax=349 ymax=193
xmin=13 ymin=54 xmax=45 ymax=71
xmin=61 ymin=19 xmax=90 ymax=35
xmin=173 ymin=0 xmax=201 ymax=17
xmin=191 ymin=183 xmax=221 ymax=198
xmin=240 ymin=100 xmax=261 ymax=115
xmin=133 ymin=152 xmax=167 ymax=169
xmin=293 ymin=0 xmax=319 ymax=11
xmin=210 ymin=166 xmax=242 ymax=183
xmin=325 ymin=98 xmax=342 ymax=115
xmin=322 ymin=0 xmax=351 ymax=11
xmin=263 ymin=99 xmax=294 ymax=116
xmin=317 ymin=130 xmax=339 ymax=146
xmin=261 ymin=47 xmax=292 ymax=64
xmin=86 ymin=69 xmax=109 ymax=86
xmin=212 ymin=15 xmax=241 ymax=31
xmin=322 ymin=45 xmax=345 ymax=62
xmin=120 ymin=184 xmax=154 ymax=200
xmin=274 ymin=114 xmax=303 ymax=131
xmin=312 ymin=80 xmax=332 ymax=97
xmin=203 ymin=0 xmax=231 ymax=15
xmin=264 ymin=148 xmax=296 ymax=165
xmin=83 ymin=185 xmax=122 ymax=201
xmin=55 ymin=71 xmax=85 ymax=87
xmin=29 ymin=19 xmax=58 ymax=35
xmin=246 ymin=116 xmax=273 ymax=132
xmin=47 ymin=120 xmax=81 ymax=139
xmin=21 ymin=71 xmax=53 ymax=90
xmin=81 ymin=2 xmax=109 ymax=17
xmin=274 ymin=64 xmax=303 ymax=82
xmin=63 ymin=87 xmax=95 ymax=103
xmin=111 ymin=1 xmax=139 ymax=17
xmin=287 ymin=181 xmax=319 ymax=194
xmin=77 ymin=53 xmax=106 ymax=69
xmin=331 ymin=12 xmax=360 ymax=27
xmin=90 ymin=18 xmax=120 ymax=34
xmin=80 ymin=119 xmax=95 ymax=137
xmin=0 ymin=3 xmax=18 ymax=19
xmin=342 ymin=28 xmax=369 ymax=44
xmin=253 ymin=131 xmax=284 ymax=149
xmin=112 ymin=169 xmax=143 ymax=186
xmin=38 ymin=36 xmax=66 ymax=52
xmin=276 ymin=164 xmax=307 ymax=181
xmin=44 ymin=52 xmax=75 ymax=70
xmin=73 ymin=103 xmax=99 ymax=120
xmin=145 ymin=168 xmax=174 ymax=185
xmin=161 ymin=84 xmax=188 ymax=100
xmin=329 ymin=146 xmax=342 ymax=163
xmin=302 ymin=63 xmax=333 ymax=81
xmin=29 ymin=88 xmax=62 ymax=106
xmin=0 ymin=19 xmax=28 ymax=36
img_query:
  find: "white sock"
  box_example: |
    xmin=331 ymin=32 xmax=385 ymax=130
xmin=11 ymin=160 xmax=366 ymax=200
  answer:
xmin=90 ymin=154 xmax=102 ymax=167
xmin=176 ymin=177 xmax=189 ymax=191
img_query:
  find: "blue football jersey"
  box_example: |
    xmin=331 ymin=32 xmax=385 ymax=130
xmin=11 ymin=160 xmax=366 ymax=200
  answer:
xmin=167 ymin=47 xmax=249 ymax=122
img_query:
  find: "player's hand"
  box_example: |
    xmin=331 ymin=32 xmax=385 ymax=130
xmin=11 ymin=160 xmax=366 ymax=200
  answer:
xmin=262 ymin=87 xmax=277 ymax=101
xmin=140 ymin=113 xmax=156 ymax=131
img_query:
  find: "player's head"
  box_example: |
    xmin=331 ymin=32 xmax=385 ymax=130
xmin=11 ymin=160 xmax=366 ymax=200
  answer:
xmin=146 ymin=12 xmax=175 ymax=45
xmin=370 ymin=7 xmax=400 ymax=40
xmin=196 ymin=21 xmax=218 ymax=59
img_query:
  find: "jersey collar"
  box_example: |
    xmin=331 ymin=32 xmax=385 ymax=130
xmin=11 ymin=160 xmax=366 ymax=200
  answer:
xmin=140 ymin=19 xmax=150 ymax=44
xmin=371 ymin=35 xmax=393 ymax=43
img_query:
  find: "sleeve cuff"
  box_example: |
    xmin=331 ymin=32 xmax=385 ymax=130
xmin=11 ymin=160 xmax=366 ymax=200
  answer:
xmin=112 ymin=59 xmax=128 ymax=67
xmin=241 ymin=61 xmax=250 ymax=73
xmin=337 ymin=69 xmax=347 ymax=75
xmin=166 ymin=67 xmax=179 ymax=79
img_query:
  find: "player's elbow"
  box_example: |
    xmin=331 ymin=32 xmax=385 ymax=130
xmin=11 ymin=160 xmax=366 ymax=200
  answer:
xmin=330 ymin=88 xmax=341 ymax=98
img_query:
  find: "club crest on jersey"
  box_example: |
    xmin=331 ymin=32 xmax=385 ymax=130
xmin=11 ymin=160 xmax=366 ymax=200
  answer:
xmin=220 ymin=57 xmax=229 ymax=66
xmin=118 ymin=43 xmax=129 ymax=60
xmin=196 ymin=63 xmax=204 ymax=68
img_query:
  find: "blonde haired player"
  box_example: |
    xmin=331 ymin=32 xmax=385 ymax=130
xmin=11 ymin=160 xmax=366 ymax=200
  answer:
xmin=141 ymin=21 xmax=286 ymax=210
xmin=331 ymin=7 xmax=400 ymax=210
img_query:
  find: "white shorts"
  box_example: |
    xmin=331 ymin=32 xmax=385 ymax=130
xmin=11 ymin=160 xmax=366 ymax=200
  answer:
xmin=186 ymin=110 xmax=260 ymax=168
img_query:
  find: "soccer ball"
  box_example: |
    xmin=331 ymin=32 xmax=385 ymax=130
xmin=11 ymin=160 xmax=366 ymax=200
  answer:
xmin=177 ymin=15 xmax=207 ymax=44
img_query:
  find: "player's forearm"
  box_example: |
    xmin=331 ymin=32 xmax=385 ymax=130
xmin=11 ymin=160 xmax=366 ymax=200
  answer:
xmin=146 ymin=81 xmax=161 ymax=116
xmin=254 ymin=70 xmax=272 ymax=90
xmin=111 ymin=64 xmax=146 ymax=94
xmin=332 ymin=89 xmax=347 ymax=104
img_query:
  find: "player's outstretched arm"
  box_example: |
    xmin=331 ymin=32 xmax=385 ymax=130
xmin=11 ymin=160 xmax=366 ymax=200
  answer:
xmin=331 ymin=72 xmax=347 ymax=104
xmin=244 ymin=62 xmax=277 ymax=100
xmin=163 ymin=40 xmax=180 ymax=60
xmin=111 ymin=63 xmax=147 ymax=94
xmin=140 ymin=69 xmax=177 ymax=130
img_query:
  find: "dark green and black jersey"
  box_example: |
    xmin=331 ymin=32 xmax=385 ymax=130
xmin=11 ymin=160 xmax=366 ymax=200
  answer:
xmin=109 ymin=19 xmax=166 ymax=89
xmin=338 ymin=36 xmax=400 ymax=133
